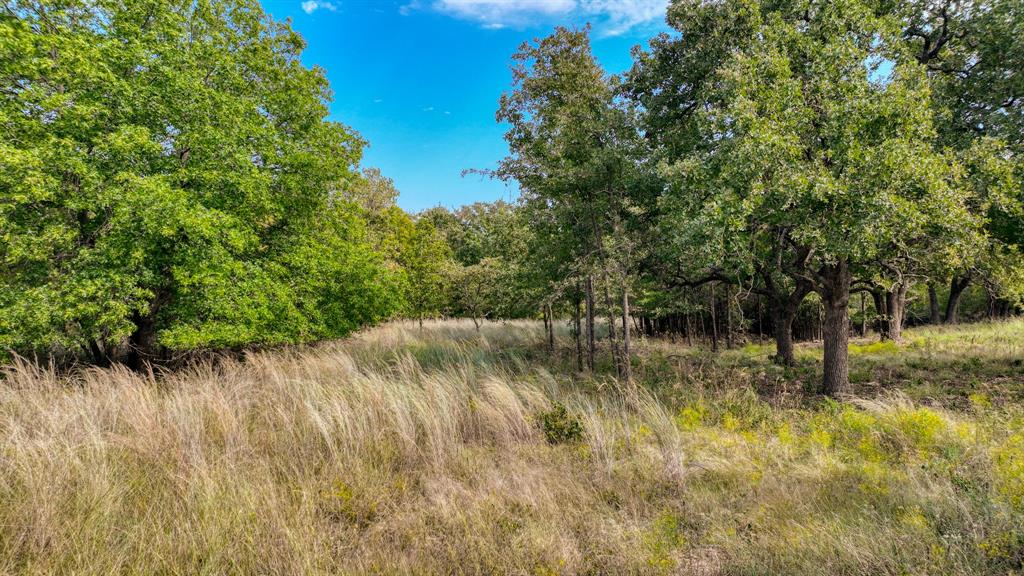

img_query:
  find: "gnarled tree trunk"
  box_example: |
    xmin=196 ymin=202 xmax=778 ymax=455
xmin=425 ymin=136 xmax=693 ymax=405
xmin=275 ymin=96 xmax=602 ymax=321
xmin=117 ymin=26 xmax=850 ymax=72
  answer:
xmin=945 ymin=274 xmax=971 ymax=324
xmin=871 ymin=290 xmax=886 ymax=336
xmin=764 ymin=280 xmax=810 ymax=367
xmin=771 ymin=309 xmax=796 ymax=366
xmin=880 ymin=281 xmax=909 ymax=342
xmin=820 ymin=261 xmax=852 ymax=397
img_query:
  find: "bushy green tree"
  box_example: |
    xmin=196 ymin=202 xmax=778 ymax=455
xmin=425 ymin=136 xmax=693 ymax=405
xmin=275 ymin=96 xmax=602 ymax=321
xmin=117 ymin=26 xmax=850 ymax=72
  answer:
xmin=497 ymin=26 xmax=655 ymax=383
xmin=895 ymin=0 xmax=1024 ymax=318
xmin=402 ymin=218 xmax=452 ymax=328
xmin=0 ymin=0 xmax=400 ymax=363
xmin=650 ymin=0 xmax=982 ymax=394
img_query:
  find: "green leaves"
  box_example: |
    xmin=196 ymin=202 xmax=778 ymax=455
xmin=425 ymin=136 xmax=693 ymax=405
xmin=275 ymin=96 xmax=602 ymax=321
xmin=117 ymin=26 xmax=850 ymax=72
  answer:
xmin=0 ymin=0 xmax=398 ymax=361
xmin=653 ymin=0 xmax=980 ymax=276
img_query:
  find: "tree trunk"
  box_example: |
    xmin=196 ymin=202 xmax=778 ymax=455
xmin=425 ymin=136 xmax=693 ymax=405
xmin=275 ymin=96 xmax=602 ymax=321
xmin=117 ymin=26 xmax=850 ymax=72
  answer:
xmin=884 ymin=282 xmax=909 ymax=342
xmin=860 ymin=292 xmax=867 ymax=336
xmin=586 ymin=276 xmax=596 ymax=372
xmin=546 ymin=304 xmax=555 ymax=351
xmin=622 ymin=286 xmax=633 ymax=388
xmin=726 ymin=286 xmax=734 ymax=349
xmin=127 ymin=311 xmax=159 ymax=371
xmin=709 ymin=284 xmax=719 ymax=353
xmin=928 ymin=282 xmax=941 ymax=324
xmin=772 ymin=308 xmax=797 ymax=366
xmin=757 ymin=297 xmax=763 ymax=339
xmin=945 ymin=274 xmax=970 ymax=324
xmin=601 ymin=279 xmax=620 ymax=376
xmin=820 ymin=261 xmax=852 ymax=397
xmin=872 ymin=290 xmax=886 ymax=336
xmin=574 ymin=294 xmax=583 ymax=372
xmin=88 ymin=339 xmax=110 ymax=368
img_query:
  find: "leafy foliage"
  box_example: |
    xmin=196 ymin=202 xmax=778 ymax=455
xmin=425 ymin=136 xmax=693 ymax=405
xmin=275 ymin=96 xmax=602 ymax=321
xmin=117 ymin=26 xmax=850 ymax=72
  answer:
xmin=0 ymin=0 xmax=401 ymax=361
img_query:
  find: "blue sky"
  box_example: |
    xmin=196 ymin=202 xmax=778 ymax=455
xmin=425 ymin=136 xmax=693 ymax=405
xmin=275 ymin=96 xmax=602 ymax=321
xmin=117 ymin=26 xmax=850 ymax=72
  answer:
xmin=261 ymin=1 xmax=671 ymax=212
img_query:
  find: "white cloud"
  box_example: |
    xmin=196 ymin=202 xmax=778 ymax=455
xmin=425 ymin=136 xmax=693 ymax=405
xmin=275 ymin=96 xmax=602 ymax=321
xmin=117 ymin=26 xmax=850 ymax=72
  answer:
xmin=415 ymin=0 xmax=666 ymax=35
xmin=399 ymin=0 xmax=423 ymax=16
xmin=580 ymin=0 xmax=667 ymax=36
xmin=301 ymin=1 xmax=338 ymax=15
xmin=431 ymin=0 xmax=575 ymax=29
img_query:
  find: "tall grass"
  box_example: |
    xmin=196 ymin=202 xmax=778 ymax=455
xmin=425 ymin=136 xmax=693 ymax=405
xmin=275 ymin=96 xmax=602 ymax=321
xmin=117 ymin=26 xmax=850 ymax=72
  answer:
xmin=0 ymin=319 xmax=1022 ymax=574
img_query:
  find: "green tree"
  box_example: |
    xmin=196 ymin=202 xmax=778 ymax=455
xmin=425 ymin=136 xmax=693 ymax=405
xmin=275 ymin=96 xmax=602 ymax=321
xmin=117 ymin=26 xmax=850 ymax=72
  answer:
xmin=651 ymin=0 xmax=981 ymax=394
xmin=896 ymin=0 xmax=1024 ymax=319
xmin=626 ymin=0 xmax=812 ymax=365
xmin=0 ymin=0 xmax=398 ymax=364
xmin=497 ymin=26 xmax=654 ymax=385
xmin=402 ymin=218 xmax=452 ymax=328
xmin=451 ymin=258 xmax=502 ymax=330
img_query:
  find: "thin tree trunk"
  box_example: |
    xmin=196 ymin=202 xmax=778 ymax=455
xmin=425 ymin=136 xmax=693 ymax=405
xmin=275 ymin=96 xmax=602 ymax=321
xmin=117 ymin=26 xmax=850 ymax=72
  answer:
xmin=574 ymin=294 xmax=583 ymax=372
xmin=757 ymin=297 xmax=763 ymax=339
xmin=601 ymin=277 xmax=620 ymax=376
xmin=543 ymin=307 xmax=550 ymax=347
xmin=709 ymin=284 xmax=719 ymax=353
xmin=817 ymin=301 xmax=824 ymax=342
xmin=928 ymin=282 xmax=941 ymax=324
xmin=622 ymin=286 xmax=633 ymax=389
xmin=546 ymin=303 xmax=555 ymax=351
xmin=821 ymin=261 xmax=852 ymax=397
xmin=726 ymin=285 xmax=734 ymax=349
xmin=860 ymin=292 xmax=867 ymax=336
xmin=685 ymin=314 xmax=693 ymax=347
xmin=586 ymin=276 xmax=596 ymax=371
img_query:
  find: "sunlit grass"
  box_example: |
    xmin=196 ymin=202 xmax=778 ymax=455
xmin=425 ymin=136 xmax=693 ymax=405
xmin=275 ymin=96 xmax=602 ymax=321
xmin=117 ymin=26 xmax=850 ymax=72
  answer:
xmin=0 ymin=318 xmax=1022 ymax=574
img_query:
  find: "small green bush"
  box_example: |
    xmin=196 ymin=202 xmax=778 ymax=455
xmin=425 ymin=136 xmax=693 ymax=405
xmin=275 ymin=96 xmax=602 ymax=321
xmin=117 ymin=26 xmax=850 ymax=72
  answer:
xmin=537 ymin=402 xmax=584 ymax=444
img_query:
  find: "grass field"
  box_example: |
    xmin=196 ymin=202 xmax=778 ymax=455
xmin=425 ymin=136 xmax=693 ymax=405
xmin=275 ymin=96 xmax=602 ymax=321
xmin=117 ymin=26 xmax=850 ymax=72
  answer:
xmin=1 ymin=319 xmax=1023 ymax=575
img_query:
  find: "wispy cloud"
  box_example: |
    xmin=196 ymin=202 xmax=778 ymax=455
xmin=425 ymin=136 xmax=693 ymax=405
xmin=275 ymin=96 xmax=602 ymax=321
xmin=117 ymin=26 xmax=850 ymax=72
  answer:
xmin=432 ymin=0 xmax=574 ymax=29
xmin=301 ymin=1 xmax=338 ymax=15
xmin=410 ymin=0 xmax=666 ymax=35
xmin=580 ymin=0 xmax=667 ymax=36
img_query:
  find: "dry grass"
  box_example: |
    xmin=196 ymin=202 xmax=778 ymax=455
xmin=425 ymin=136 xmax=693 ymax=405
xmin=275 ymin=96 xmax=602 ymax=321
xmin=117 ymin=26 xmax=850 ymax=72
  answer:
xmin=1 ymin=319 xmax=1023 ymax=574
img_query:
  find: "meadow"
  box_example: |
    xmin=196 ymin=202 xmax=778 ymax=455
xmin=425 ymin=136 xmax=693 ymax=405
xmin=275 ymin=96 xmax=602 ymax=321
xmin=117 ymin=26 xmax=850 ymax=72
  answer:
xmin=1 ymin=320 xmax=1023 ymax=575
